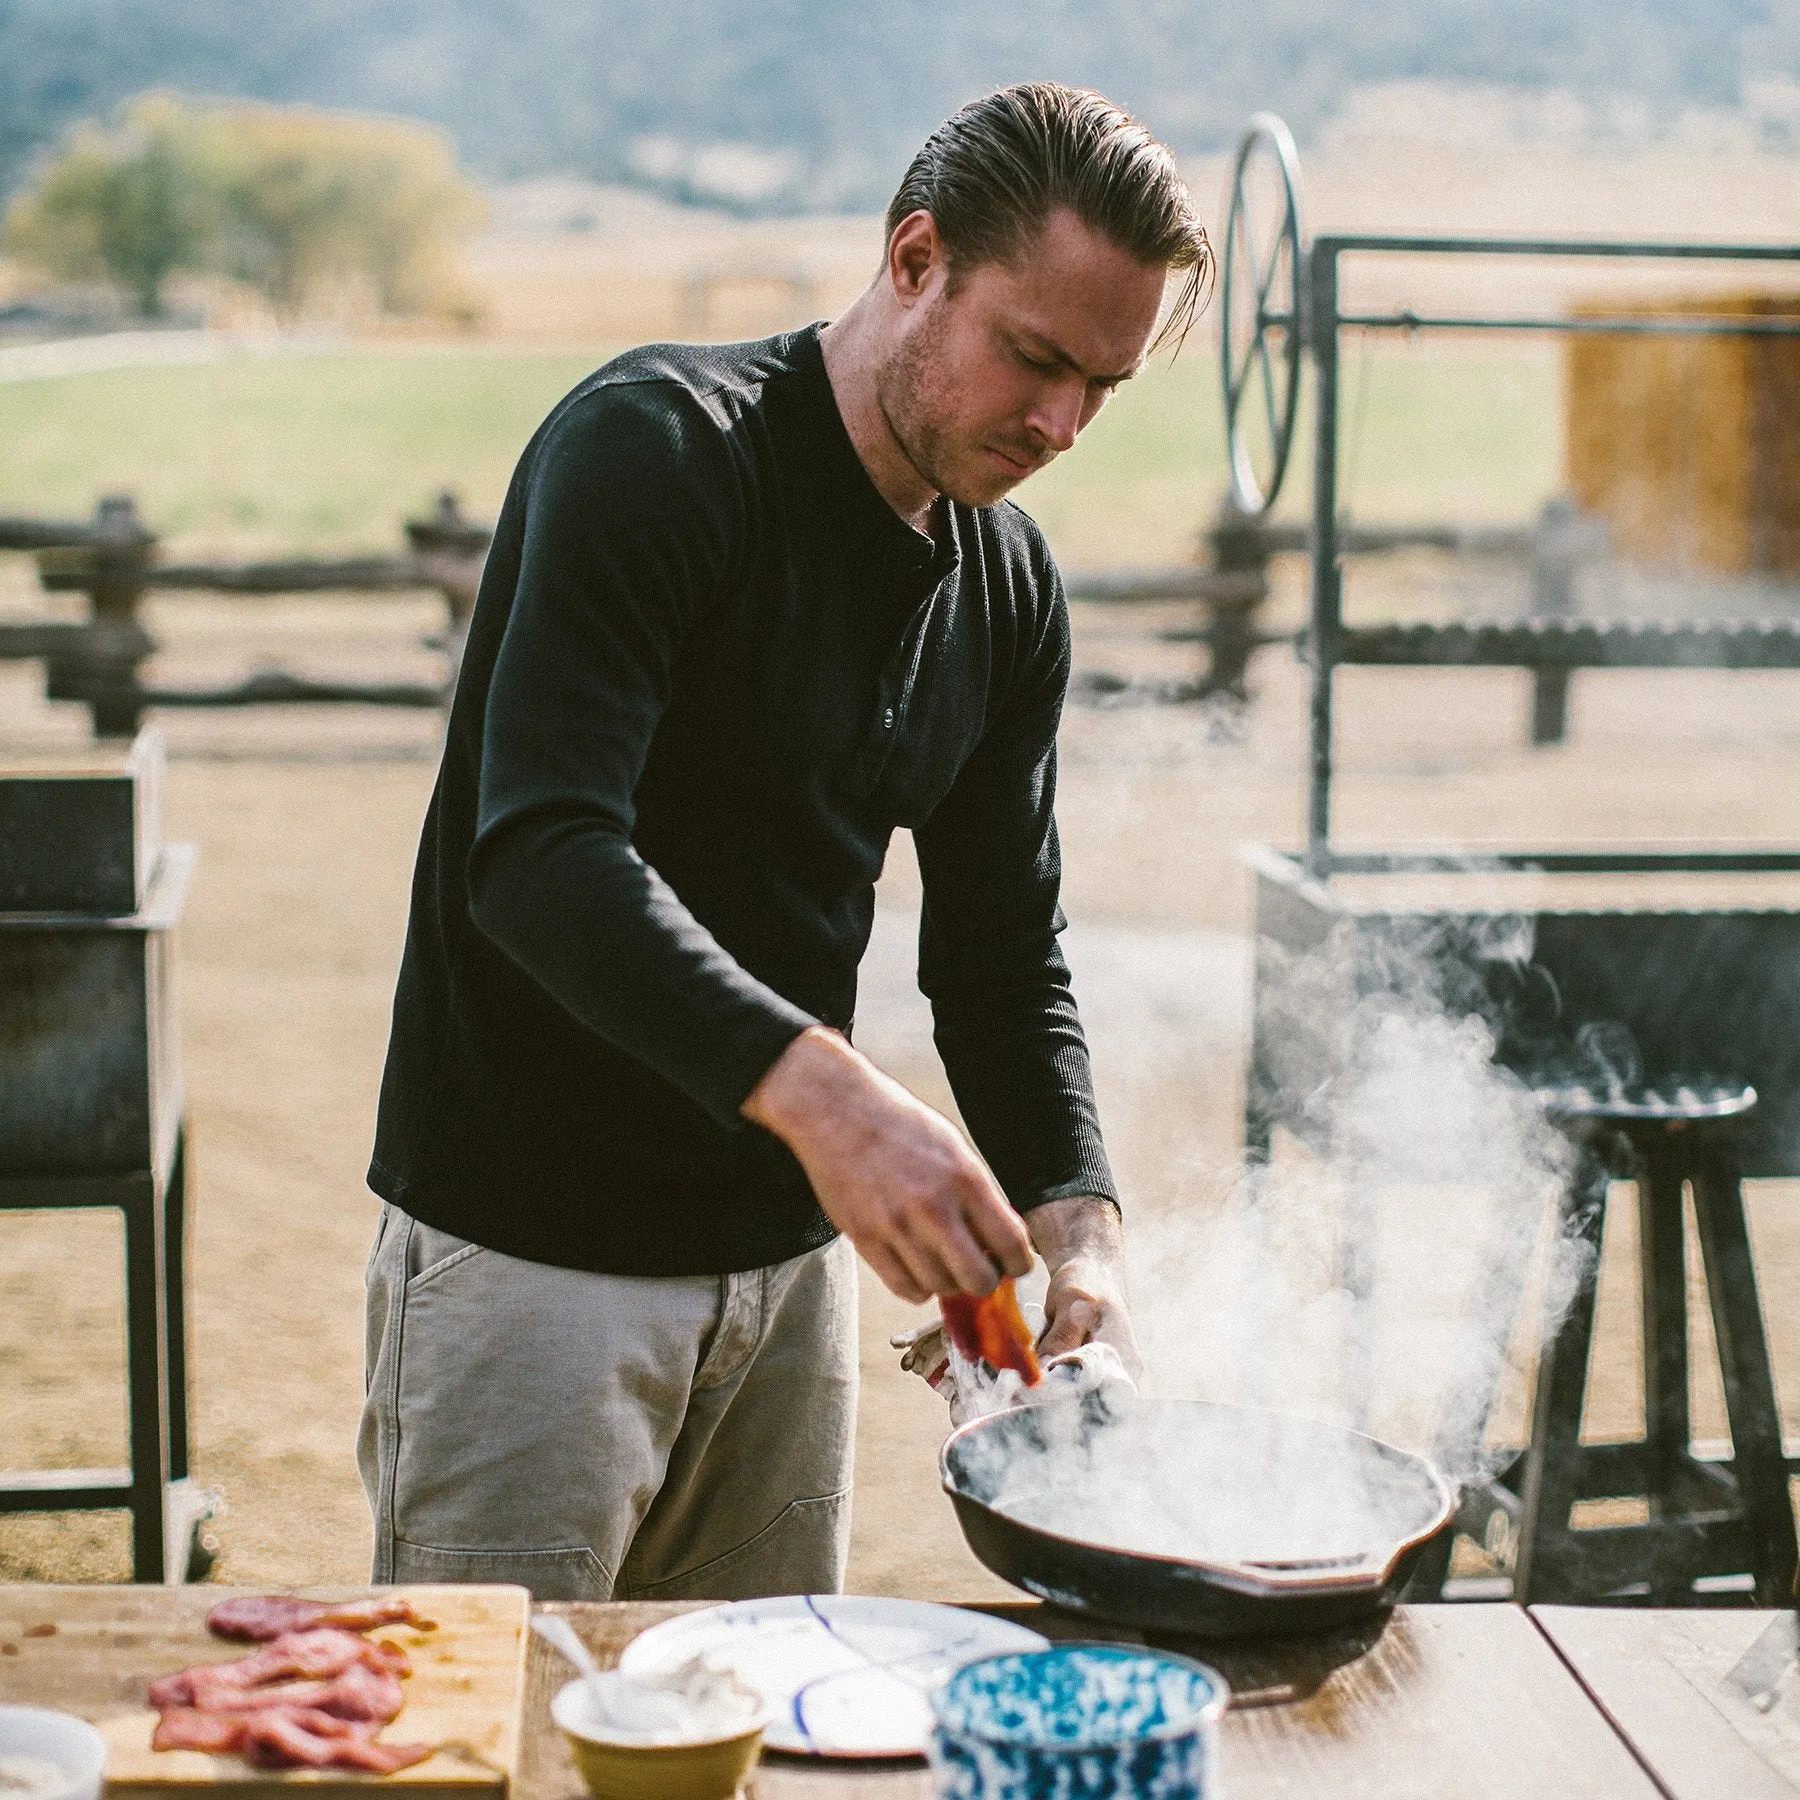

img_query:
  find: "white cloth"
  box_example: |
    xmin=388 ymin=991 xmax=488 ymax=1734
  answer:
xmin=891 ymin=1312 xmax=1138 ymax=1426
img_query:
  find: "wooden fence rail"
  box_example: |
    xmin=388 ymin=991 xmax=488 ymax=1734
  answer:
xmin=0 ymin=492 xmax=490 ymax=737
xmin=10 ymin=487 xmax=1793 ymax=745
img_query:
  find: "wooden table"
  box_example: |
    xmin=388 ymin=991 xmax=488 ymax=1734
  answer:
xmin=1534 ymin=1606 xmax=1800 ymax=1799
xmin=0 ymin=1584 xmax=531 ymax=1800
xmin=11 ymin=1589 xmax=1771 ymax=1798
xmin=524 ymin=1601 xmax=1660 ymax=1799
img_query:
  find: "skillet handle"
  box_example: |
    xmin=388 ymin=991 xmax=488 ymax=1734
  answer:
xmin=1225 ymin=1553 xmax=1389 ymax=1594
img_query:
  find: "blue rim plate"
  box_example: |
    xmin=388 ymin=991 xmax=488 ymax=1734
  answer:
xmin=617 ymin=1596 xmax=1049 ymax=1758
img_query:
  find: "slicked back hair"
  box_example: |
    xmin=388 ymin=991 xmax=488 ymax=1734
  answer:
xmin=885 ymin=83 xmax=1213 ymax=352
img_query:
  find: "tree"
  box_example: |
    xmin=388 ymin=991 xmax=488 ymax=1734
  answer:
xmin=4 ymin=93 xmax=217 ymax=316
xmin=199 ymin=103 xmax=485 ymax=320
xmin=4 ymin=91 xmax=485 ymax=322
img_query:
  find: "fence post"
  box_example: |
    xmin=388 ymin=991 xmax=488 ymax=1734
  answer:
xmin=1199 ymin=496 xmax=1276 ymax=701
xmin=405 ymin=491 xmax=489 ymax=696
xmin=43 ymin=495 xmax=157 ymax=739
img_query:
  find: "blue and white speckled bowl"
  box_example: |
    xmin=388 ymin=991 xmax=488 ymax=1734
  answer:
xmin=926 ymin=1645 xmax=1227 ymax=1800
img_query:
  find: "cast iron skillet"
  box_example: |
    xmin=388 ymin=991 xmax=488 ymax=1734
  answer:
xmin=941 ymin=1389 xmax=1454 ymax=1637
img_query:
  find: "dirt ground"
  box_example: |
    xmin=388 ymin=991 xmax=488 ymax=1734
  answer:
xmin=1 ymin=573 xmax=1798 ymax=1592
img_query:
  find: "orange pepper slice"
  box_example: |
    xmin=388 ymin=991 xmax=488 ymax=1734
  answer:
xmin=940 ymin=1278 xmax=1042 ymax=1385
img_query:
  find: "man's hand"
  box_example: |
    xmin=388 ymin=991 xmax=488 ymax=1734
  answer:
xmin=743 ymin=1026 xmax=1034 ymax=1305
xmin=1027 ymin=1195 xmax=1142 ymax=1378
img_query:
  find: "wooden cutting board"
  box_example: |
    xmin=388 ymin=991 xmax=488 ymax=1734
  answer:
xmin=0 ymin=1585 xmax=529 ymax=1800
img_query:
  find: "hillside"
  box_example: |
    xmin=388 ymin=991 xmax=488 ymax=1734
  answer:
xmin=2 ymin=0 xmax=1796 ymax=208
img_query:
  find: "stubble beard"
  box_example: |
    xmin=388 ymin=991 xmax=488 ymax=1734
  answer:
xmin=876 ymin=304 xmax=1016 ymax=511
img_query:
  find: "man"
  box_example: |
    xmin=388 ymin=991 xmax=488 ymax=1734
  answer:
xmin=359 ymin=82 xmax=1211 ymax=1601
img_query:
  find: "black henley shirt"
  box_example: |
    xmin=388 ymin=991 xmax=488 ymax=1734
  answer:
xmin=369 ymin=325 xmax=1118 ymax=1276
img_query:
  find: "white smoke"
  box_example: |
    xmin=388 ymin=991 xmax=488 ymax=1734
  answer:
xmin=867 ymin=816 xmax=1600 ymax=1564
xmin=940 ymin=906 xmax=1598 ymax=1576
xmin=1119 ymin=906 xmax=1589 ymax=1502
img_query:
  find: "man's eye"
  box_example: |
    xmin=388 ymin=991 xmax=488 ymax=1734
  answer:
xmin=1017 ymin=349 xmax=1055 ymax=371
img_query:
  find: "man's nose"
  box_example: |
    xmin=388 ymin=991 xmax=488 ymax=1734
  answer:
xmin=1027 ymin=380 xmax=1085 ymax=455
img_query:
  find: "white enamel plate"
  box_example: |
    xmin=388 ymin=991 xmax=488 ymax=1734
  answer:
xmin=616 ymin=1595 xmax=1048 ymax=1757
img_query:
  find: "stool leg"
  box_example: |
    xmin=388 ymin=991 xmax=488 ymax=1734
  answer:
xmin=1635 ymin=1138 xmax=1691 ymax=1520
xmin=163 ymin=1128 xmax=190 ymax=1487
xmin=1514 ymin=1152 xmax=1608 ymax=1603
xmin=123 ymin=1175 xmax=171 ymax=1581
xmin=1243 ymin=1089 xmax=1273 ymax=1166
xmin=1243 ymin=1053 xmax=1275 ymax=1165
xmin=1689 ymin=1139 xmax=1799 ymax=1606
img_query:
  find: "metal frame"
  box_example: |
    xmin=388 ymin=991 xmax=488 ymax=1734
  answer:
xmin=1233 ymin=139 xmax=1800 ymax=1600
xmin=0 ymin=779 xmax=204 ymax=1582
xmin=1290 ymin=231 xmax=1800 ymax=876
xmin=0 ymin=1130 xmax=195 ymax=1581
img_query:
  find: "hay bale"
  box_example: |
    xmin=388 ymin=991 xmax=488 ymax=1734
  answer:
xmin=1565 ymin=292 xmax=1800 ymax=575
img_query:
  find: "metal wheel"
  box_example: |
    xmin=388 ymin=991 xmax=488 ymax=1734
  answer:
xmin=1219 ymin=113 xmax=1304 ymax=515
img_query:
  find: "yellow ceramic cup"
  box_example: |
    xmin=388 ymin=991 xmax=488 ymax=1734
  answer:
xmin=551 ymin=1678 xmax=766 ymax=1800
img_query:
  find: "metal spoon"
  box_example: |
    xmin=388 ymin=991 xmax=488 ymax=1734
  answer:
xmin=531 ymin=1614 xmax=604 ymax=1686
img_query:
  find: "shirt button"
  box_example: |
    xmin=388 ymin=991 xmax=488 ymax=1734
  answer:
xmin=882 ymin=708 xmax=895 ymax=730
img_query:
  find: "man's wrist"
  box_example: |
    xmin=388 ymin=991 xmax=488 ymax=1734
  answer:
xmin=1026 ymin=1192 xmax=1123 ymax=1271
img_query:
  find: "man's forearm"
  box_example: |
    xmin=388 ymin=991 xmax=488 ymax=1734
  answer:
xmin=743 ymin=1025 xmax=1035 ymax=1302
xmin=1027 ymin=1192 xmax=1124 ymax=1271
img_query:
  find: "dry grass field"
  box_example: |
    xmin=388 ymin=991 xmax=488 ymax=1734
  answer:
xmin=3 ymin=128 xmax=1799 ymax=1596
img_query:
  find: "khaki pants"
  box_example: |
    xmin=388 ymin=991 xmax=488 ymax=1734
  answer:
xmin=358 ymin=1205 xmax=857 ymax=1601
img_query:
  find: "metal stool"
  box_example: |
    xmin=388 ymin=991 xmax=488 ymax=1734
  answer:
xmin=1461 ymin=1081 xmax=1797 ymax=1605
xmin=0 ymin=1128 xmax=208 ymax=1580
xmin=0 ymin=731 xmax=211 ymax=1580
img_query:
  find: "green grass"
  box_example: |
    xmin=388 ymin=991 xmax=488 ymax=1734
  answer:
xmin=0 ymin=348 xmax=604 ymax=555
xmin=0 ymin=337 xmax=1565 ymax=566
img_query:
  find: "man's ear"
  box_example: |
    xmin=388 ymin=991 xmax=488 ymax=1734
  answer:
xmin=886 ymin=209 xmax=946 ymax=307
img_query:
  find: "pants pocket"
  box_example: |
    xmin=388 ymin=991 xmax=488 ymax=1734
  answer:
xmin=626 ymin=1489 xmax=851 ymax=1602
xmin=403 ymin=1222 xmax=484 ymax=1292
xmin=389 ymin=1537 xmax=613 ymax=1601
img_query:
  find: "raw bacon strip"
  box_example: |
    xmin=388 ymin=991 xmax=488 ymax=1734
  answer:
xmin=308 ymin=1663 xmax=407 ymax=1725
xmin=152 ymin=1709 xmax=246 ymax=1754
xmin=188 ymin=1676 xmax=330 ymax=1715
xmin=207 ymin=1595 xmax=435 ymax=1642
xmin=312 ymin=1598 xmax=436 ymax=1636
xmin=205 ymin=1598 xmax=324 ymax=1642
xmin=146 ymin=1670 xmax=197 ymax=1710
xmin=187 ymin=1667 xmax=402 ymax=1720
xmin=157 ymin=1635 xmax=410 ymax=1716
xmin=239 ymin=1711 xmax=432 ymax=1774
xmin=220 ymin=1628 xmax=411 ymax=1687
xmin=150 ymin=1605 xmax=430 ymax=1775
xmin=941 ymin=1278 xmax=1042 ymax=1384
xmin=163 ymin=1629 xmax=364 ymax=1701
xmin=330 ymin=1737 xmax=434 ymax=1776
